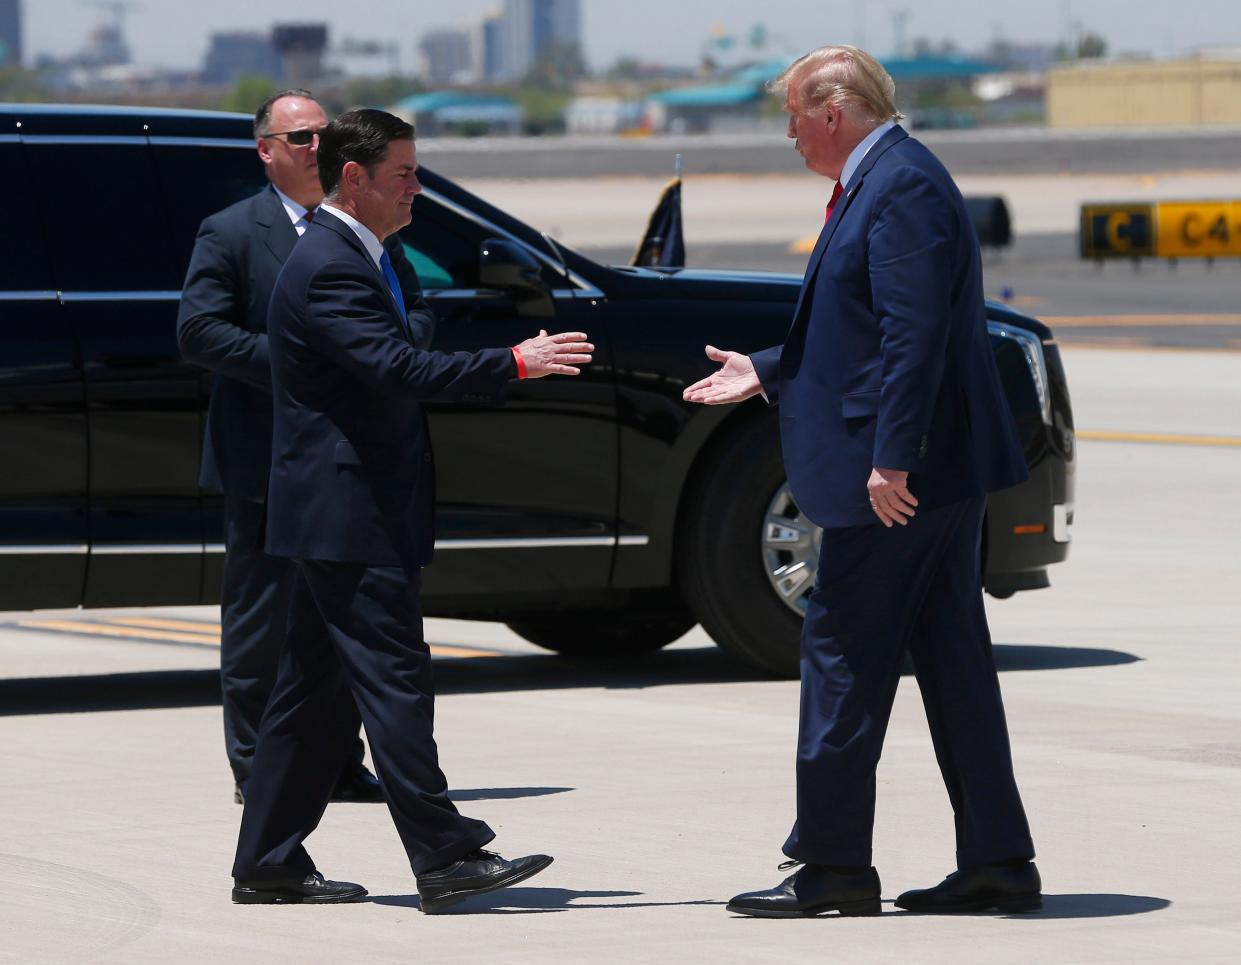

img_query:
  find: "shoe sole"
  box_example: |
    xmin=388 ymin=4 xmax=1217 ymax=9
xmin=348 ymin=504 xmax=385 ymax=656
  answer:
xmin=419 ymin=856 xmax=555 ymax=915
xmin=726 ymin=897 xmax=882 ymax=919
xmin=231 ymin=885 xmax=369 ymax=905
xmin=895 ymin=893 xmax=1042 ymax=914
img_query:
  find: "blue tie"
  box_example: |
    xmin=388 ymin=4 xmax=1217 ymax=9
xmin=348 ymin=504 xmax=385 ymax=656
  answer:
xmin=378 ymin=250 xmax=409 ymax=333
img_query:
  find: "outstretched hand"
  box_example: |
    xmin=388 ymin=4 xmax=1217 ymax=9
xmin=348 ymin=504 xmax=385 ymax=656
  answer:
xmin=515 ymin=330 xmax=594 ymax=378
xmin=682 ymin=346 xmax=763 ymax=405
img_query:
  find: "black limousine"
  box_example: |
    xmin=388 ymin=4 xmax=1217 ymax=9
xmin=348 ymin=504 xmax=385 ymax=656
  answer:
xmin=0 ymin=105 xmax=1075 ymax=675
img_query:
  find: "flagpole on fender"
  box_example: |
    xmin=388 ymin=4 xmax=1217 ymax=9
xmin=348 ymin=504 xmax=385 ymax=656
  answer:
xmin=675 ymin=152 xmax=683 ymax=179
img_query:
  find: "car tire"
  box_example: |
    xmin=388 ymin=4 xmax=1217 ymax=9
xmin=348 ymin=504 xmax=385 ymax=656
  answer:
xmin=505 ymin=611 xmax=695 ymax=656
xmin=677 ymin=414 xmax=803 ymax=677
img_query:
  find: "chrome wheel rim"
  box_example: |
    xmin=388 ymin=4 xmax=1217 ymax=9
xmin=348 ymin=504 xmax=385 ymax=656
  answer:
xmin=761 ymin=482 xmax=822 ymax=617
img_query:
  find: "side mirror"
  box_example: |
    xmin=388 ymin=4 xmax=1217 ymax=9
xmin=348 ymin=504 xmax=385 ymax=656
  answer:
xmin=479 ymin=238 xmax=554 ymax=317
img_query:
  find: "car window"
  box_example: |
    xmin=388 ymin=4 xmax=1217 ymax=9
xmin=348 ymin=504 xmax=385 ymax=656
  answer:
xmin=24 ymin=141 xmax=177 ymax=290
xmin=151 ymin=144 xmax=267 ymax=282
xmin=400 ymin=197 xmax=480 ymax=290
xmin=0 ymin=143 xmax=52 ymax=290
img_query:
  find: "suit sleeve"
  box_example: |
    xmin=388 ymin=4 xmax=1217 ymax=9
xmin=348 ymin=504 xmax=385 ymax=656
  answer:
xmin=867 ymin=165 xmax=957 ymax=470
xmin=749 ymin=345 xmax=782 ymax=407
xmin=384 ymin=234 xmax=438 ymax=350
xmin=176 ymin=215 xmax=273 ymax=389
xmin=299 ymin=260 xmax=512 ymax=402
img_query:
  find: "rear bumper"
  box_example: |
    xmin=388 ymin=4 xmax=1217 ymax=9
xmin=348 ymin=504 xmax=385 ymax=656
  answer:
xmin=984 ymin=449 xmax=1074 ymax=596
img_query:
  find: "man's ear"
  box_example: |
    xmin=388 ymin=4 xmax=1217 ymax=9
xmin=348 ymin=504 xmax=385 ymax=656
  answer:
xmin=256 ymin=137 xmax=273 ymax=164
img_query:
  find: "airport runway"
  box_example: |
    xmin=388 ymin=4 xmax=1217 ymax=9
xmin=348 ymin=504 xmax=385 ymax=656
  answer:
xmin=1 ymin=345 xmax=1238 ymax=962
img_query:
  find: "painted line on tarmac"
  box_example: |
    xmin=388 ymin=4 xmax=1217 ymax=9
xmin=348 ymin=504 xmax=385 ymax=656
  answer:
xmin=14 ymin=618 xmax=501 ymax=659
xmin=1042 ymin=313 xmax=1241 ymax=327
xmin=1078 ymin=429 xmax=1241 ymax=448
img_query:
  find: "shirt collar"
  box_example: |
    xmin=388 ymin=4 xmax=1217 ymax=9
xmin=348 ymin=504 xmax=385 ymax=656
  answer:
xmin=840 ymin=119 xmax=897 ymax=192
xmin=317 ymin=203 xmax=386 ymax=270
xmin=271 ymin=184 xmax=311 ymax=226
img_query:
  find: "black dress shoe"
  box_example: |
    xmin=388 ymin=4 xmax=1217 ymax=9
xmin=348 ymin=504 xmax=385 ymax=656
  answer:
xmin=331 ymin=764 xmax=385 ymax=803
xmin=415 ymin=849 xmax=553 ymax=914
xmin=727 ymin=862 xmax=882 ymax=918
xmin=895 ymin=861 xmax=1042 ymax=913
xmin=232 ymin=871 xmax=368 ymax=905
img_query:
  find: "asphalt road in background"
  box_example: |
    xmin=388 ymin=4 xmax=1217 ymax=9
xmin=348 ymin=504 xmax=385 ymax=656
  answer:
xmin=2 ymin=345 xmax=1238 ymax=962
xmin=419 ymin=126 xmax=1241 ymax=178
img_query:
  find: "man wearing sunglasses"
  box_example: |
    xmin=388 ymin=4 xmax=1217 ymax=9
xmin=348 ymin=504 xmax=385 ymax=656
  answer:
xmin=178 ymin=90 xmax=435 ymax=807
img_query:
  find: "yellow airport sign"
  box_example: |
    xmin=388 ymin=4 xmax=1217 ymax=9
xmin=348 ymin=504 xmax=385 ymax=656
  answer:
xmin=1156 ymin=201 xmax=1241 ymax=259
xmin=1080 ymin=203 xmax=1155 ymax=258
xmin=1081 ymin=200 xmax=1241 ymax=259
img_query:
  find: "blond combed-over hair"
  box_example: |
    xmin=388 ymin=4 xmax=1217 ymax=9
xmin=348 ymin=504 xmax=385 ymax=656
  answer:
xmin=770 ymin=45 xmax=904 ymax=127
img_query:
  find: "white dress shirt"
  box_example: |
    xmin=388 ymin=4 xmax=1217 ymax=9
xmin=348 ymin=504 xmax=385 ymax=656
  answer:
xmin=316 ymin=202 xmax=386 ymax=272
xmin=272 ymin=185 xmax=315 ymax=237
xmin=840 ymin=119 xmax=898 ymax=192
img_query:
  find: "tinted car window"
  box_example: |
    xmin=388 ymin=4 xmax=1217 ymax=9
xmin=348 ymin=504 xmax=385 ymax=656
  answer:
xmin=401 ymin=197 xmax=480 ymax=290
xmin=151 ymin=143 xmax=267 ymax=281
xmin=0 ymin=142 xmax=52 ymax=290
xmin=24 ymin=140 xmax=177 ymax=291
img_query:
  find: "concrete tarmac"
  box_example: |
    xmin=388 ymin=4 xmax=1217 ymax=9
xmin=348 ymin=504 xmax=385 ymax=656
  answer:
xmin=1 ymin=345 xmax=1238 ymax=963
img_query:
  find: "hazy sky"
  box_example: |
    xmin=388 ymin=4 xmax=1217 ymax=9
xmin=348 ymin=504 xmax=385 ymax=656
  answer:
xmin=21 ymin=0 xmax=1241 ymax=72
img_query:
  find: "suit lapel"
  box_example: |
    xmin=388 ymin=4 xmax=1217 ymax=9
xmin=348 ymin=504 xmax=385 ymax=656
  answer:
xmin=314 ymin=210 xmax=413 ymax=342
xmin=789 ymin=125 xmax=911 ymax=327
xmin=255 ymin=186 xmax=298 ymax=265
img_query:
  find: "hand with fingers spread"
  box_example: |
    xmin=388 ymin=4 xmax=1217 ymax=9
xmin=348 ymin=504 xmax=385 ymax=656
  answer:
xmin=513 ymin=330 xmax=594 ymax=378
xmin=866 ymin=467 xmax=919 ymax=527
xmin=682 ymin=345 xmax=763 ymax=405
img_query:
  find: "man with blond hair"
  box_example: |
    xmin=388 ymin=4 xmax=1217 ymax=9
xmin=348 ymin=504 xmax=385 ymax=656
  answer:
xmin=684 ymin=45 xmax=1040 ymax=918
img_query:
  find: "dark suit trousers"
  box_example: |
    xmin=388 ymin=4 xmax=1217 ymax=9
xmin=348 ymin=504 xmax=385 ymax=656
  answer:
xmin=783 ymin=496 xmax=1035 ymax=869
xmin=232 ymin=561 xmax=494 ymax=881
xmin=219 ymin=496 xmax=364 ymax=786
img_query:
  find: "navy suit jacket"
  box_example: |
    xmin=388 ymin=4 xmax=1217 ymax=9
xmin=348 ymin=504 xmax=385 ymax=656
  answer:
xmin=751 ymin=125 xmax=1027 ymax=529
xmin=177 ymin=185 xmax=437 ymax=500
xmin=265 ymin=209 xmax=515 ymax=569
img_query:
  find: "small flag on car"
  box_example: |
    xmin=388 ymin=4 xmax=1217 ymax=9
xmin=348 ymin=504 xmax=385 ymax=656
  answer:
xmin=632 ymin=175 xmax=686 ymax=268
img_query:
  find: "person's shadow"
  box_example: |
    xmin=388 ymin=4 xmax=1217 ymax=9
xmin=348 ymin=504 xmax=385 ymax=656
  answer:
xmin=881 ymin=894 xmax=1170 ymax=919
xmin=369 ymin=888 xmax=726 ymax=915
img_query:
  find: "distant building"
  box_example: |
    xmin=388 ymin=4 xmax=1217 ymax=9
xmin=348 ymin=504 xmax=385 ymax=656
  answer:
xmin=394 ymin=91 xmax=523 ymax=136
xmin=203 ymin=31 xmax=282 ymax=85
xmin=1048 ymin=56 xmax=1241 ymax=128
xmin=0 ymin=0 xmax=20 ymax=67
xmin=271 ymin=23 xmax=327 ymax=88
xmin=498 ymin=0 xmax=581 ymax=81
xmin=646 ymin=82 xmax=764 ymax=134
xmin=418 ymin=28 xmax=472 ymax=85
xmin=564 ymin=97 xmax=643 ymax=134
xmin=473 ymin=10 xmax=505 ymax=82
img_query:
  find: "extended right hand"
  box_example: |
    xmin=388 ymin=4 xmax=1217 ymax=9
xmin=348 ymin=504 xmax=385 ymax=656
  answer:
xmin=515 ymin=330 xmax=594 ymax=378
xmin=682 ymin=346 xmax=762 ymax=404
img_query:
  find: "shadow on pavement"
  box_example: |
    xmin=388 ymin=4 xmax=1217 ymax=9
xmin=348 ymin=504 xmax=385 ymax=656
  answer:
xmin=370 ymin=887 xmax=726 ymax=915
xmin=450 ymin=787 xmax=573 ymax=802
xmin=991 ymin=644 xmax=1141 ymax=672
xmin=0 ymin=642 xmax=1141 ymax=716
xmin=888 ymin=893 xmax=1170 ymax=919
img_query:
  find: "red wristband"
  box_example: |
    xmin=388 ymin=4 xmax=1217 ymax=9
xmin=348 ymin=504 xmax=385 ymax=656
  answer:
xmin=511 ymin=346 xmax=528 ymax=379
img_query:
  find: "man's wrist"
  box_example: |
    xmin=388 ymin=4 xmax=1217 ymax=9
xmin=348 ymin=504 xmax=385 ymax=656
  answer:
xmin=511 ymin=346 xmax=528 ymax=379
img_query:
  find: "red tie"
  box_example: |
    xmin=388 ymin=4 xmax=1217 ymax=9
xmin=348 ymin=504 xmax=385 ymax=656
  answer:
xmin=304 ymin=207 xmax=316 ymax=222
xmin=824 ymin=181 xmax=843 ymax=224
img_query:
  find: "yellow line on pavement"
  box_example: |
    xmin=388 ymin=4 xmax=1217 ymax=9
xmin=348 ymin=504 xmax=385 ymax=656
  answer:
xmin=102 ymin=616 xmax=221 ymax=634
xmin=18 ymin=618 xmax=503 ymax=659
xmin=789 ymin=234 xmax=817 ymax=254
xmin=1042 ymin=314 xmax=1241 ymax=328
xmin=19 ymin=619 xmax=222 ymax=646
xmin=1078 ymin=429 xmax=1241 ymax=448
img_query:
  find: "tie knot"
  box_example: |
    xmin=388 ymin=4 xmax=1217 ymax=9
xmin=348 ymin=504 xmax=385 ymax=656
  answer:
xmin=303 ymin=207 xmax=316 ymax=223
xmin=830 ymin=181 xmax=844 ymax=204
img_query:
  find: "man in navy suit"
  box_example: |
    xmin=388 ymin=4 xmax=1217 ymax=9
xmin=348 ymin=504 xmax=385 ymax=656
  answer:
xmin=178 ymin=90 xmax=431 ymax=804
xmin=231 ymin=109 xmax=591 ymax=911
xmin=684 ymin=46 xmax=1040 ymax=917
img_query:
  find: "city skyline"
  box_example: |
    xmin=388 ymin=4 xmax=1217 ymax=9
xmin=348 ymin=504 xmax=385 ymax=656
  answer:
xmin=18 ymin=0 xmax=1241 ymax=74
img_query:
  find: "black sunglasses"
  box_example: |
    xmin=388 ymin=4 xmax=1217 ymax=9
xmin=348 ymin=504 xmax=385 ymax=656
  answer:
xmin=265 ymin=127 xmax=325 ymax=146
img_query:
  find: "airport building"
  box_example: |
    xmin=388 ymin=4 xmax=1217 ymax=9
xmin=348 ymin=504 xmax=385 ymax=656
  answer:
xmin=1048 ymin=53 xmax=1241 ymax=128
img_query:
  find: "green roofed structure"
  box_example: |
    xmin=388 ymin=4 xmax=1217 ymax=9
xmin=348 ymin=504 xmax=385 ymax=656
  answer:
xmin=393 ymin=91 xmax=524 ymax=136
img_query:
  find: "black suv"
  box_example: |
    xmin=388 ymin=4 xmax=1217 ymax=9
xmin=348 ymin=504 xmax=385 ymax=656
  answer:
xmin=0 ymin=105 xmax=1075 ymax=675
